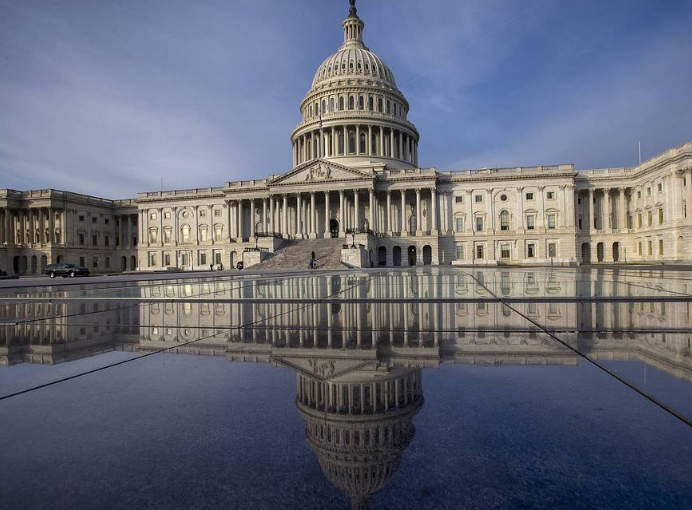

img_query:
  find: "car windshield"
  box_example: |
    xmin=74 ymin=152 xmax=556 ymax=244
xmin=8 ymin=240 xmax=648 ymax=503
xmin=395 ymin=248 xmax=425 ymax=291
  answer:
xmin=65 ymin=264 xmax=77 ymax=268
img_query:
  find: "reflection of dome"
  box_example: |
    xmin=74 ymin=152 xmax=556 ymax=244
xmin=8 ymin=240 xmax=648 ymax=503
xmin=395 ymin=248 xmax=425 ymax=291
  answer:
xmin=296 ymin=368 xmax=423 ymax=509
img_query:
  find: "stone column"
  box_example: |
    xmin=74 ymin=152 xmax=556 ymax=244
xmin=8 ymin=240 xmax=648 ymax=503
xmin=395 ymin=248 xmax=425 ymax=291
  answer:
xmin=516 ymin=187 xmax=524 ymax=233
xmin=603 ymin=188 xmax=611 ymax=231
xmin=618 ymin=188 xmax=627 ymax=230
xmin=369 ymin=190 xmax=375 ymax=232
xmin=379 ymin=126 xmax=384 ymax=156
xmin=282 ymin=195 xmax=288 ymax=237
xmin=559 ymin=185 xmax=566 ymax=229
xmin=415 ymin=188 xmax=422 ymax=235
xmin=331 ymin=127 xmax=336 ymax=157
xmin=238 ymin=199 xmax=243 ymax=243
xmin=295 ymin=193 xmax=301 ymax=238
xmin=368 ymin=125 xmax=373 ymax=155
xmin=389 ymin=130 xmax=395 ymax=158
xmin=431 ymin=188 xmax=438 ymax=234
xmin=324 ymin=191 xmax=331 ymax=237
xmin=386 ymin=190 xmax=392 ymax=235
xmin=354 ymin=190 xmax=360 ymax=231
xmin=48 ymin=208 xmax=55 ymax=245
xmin=466 ymin=190 xmax=473 ymax=234
xmin=355 ymin=125 xmax=361 ymax=156
xmin=250 ymin=199 xmax=256 ymax=238
xmin=566 ymin=185 xmax=575 ymax=229
xmin=263 ymin=198 xmax=268 ymax=234
xmin=310 ymin=192 xmax=316 ymax=238
xmin=194 ymin=206 xmax=200 ymax=243
xmin=398 ymin=131 xmax=403 ymax=160
xmin=400 ymin=189 xmax=406 ymax=234
xmin=588 ymin=189 xmax=595 ymax=231
xmin=118 ymin=215 xmax=123 ymax=248
xmin=339 ymin=190 xmax=345 ymax=236
xmin=269 ymin=196 xmax=275 ymax=233
xmin=536 ymin=186 xmax=545 ymax=232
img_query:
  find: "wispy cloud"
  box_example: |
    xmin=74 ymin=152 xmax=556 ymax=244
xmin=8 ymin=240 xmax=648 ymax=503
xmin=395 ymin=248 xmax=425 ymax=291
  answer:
xmin=0 ymin=0 xmax=690 ymax=197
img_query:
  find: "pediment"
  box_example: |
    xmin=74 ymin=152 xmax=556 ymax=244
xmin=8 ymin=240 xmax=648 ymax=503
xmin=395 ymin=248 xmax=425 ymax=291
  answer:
xmin=269 ymin=160 xmax=371 ymax=186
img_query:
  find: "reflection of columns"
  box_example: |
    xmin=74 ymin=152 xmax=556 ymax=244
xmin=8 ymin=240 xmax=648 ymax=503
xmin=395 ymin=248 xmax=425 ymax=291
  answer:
xmin=415 ymin=188 xmax=422 ymax=235
xmin=339 ymin=190 xmax=345 ymax=236
xmin=324 ymin=191 xmax=331 ymax=237
xmin=431 ymin=188 xmax=437 ymax=233
xmin=400 ymin=189 xmax=406 ymax=234
xmin=386 ymin=190 xmax=392 ymax=234
xmin=310 ymin=192 xmax=316 ymax=238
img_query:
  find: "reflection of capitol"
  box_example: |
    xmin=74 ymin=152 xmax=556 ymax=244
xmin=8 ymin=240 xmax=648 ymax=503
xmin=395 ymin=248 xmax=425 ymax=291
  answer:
xmin=2 ymin=270 xmax=692 ymax=506
xmin=296 ymin=367 xmax=422 ymax=509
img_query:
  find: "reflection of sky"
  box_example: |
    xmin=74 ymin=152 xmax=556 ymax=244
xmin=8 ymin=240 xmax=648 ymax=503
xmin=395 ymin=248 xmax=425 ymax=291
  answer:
xmin=0 ymin=355 xmax=691 ymax=509
xmin=1 ymin=1 xmax=692 ymax=197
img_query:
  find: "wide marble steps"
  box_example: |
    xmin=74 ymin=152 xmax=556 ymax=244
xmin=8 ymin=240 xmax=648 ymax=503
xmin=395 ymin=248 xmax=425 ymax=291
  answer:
xmin=255 ymin=238 xmax=347 ymax=271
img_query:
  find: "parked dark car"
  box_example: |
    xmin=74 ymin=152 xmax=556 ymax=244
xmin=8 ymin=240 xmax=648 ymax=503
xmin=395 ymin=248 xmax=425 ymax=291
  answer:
xmin=45 ymin=263 xmax=90 ymax=278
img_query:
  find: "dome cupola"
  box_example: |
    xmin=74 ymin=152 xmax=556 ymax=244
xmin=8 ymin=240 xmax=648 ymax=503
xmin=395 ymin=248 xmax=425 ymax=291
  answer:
xmin=291 ymin=0 xmax=420 ymax=170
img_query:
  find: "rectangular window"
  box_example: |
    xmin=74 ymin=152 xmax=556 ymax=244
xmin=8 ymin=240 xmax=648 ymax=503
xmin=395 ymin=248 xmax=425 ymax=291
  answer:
xmin=659 ymin=239 xmax=664 ymax=256
xmin=476 ymin=244 xmax=484 ymax=259
xmin=526 ymin=215 xmax=535 ymax=230
xmin=638 ymin=241 xmax=642 ymax=255
xmin=647 ymin=211 xmax=653 ymax=227
xmin=200 ymin=209 xmax=207 ymax=217
xmin=163 ymin=230 xmax=171 ymax=243
xmin=104 ymin=235 xmax=110 ymax=247
xmin=474 ymin=195 xmax=483 ymax=203
xmin=92 ymin=257 xmax=98 ymax=268
xmin=164 ymin=212 xmax=172 ymax=219
xmin=455 ymin=243 xmax=464 ymax=260
xmin=150 ymin=212 xmax=157 ymax=220
xmin=92 ymin=234 xmax=98 ymax=246
xmin=500 ymin=245 xmax=510 ymax=259
xmin=163 ymin=253 xmax=171 ymax=266
xmin=79 ymin=233 xmax=85 ymax=246
xmin=79 ymin=215 xmax=85 ymax=222
xmin=455 ymin=196 xmax=463 ymax=204
xmin=475 ymin=217 xmax=484 ymax=232
xmin=658 ymin=183 xmax=663 ymax=193
xmin=648 ymin=240 xmax=653 ymax=256
xmin=527 ymin=243 xmax=536 ymax=258
xmin=547 ymin=214 xmax=556 ymax=229
xmin=637 ymin=190 xmax=642 ymax=199
xmin=79 ymin=256 xmax=85 ymax=267
xmin=526 ymin=192 xmax=534 ymax=201
xmin=105 ymin=257 xmax=110 ymax=268
xmin=548 ymin=243 xmax=557 ymax=258
xmin=92 ymin=217 xmax=97 ymax=223
xmin=455 ymin=217 xmax=464 ymax=233
xmin=214 ymin=209 xmax=222 ymax=217
xmin=647 ymin=187 xmax=652 ymax=196
xmin=637 ymin=214 xmax=643 ymax=228
xmin=149 ymin=252 xmax=157 ymax=267
xmin=105 ymin=218 xmax=110 ymax=225
xmin=500 ymin=213 xmax=510 ymax=231
xmin=199 ymin=252 xmax=207 ymax=265
xmin=547 ymin=191 xmax=555 ymax=200
xmin=658 ymin=209 xmax=664 ymax=225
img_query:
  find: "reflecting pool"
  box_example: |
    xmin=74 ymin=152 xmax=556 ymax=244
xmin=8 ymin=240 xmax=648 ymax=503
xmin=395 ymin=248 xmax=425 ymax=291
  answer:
xmin=0 ymin=268 xmax=691 ymax=509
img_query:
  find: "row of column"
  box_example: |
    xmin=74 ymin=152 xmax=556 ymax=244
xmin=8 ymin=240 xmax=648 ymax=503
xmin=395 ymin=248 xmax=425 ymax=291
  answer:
xmin=0 ymin=207 xmax=64 ymax=246
xmin=579 ymin=188 xmax=629 ymax=232
xmin=293 ymin=125 xmax=418 ymax=167
xmin=117 ymin=214 xmax=137 ymax=248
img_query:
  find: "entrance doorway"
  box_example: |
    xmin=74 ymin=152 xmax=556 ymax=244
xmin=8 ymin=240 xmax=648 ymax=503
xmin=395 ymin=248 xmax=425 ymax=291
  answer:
xmin=408 ymin=245 xmax=417 ymax=266
xmin=378 ymin=246 xmax=387 ymax=266
xmin=393 ymin=246 xmax=401 ymax=267
xmin=581 ymin=243 xmax=591 ymax=264
xmin=423 ymin=245 xmax=432 ymax=265
xmin=330 ymin=219 xmax=339 ymax=238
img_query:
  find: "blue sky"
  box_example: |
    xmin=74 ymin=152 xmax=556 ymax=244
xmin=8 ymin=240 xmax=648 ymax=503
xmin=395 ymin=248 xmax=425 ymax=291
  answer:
xmin=0 ymin=0 xmax=690 ymax=198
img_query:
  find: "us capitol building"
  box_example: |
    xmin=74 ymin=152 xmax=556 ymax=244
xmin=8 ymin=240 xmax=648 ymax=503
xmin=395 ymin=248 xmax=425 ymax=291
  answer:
xmin=1 ymin=0 xmax=691 ymax=275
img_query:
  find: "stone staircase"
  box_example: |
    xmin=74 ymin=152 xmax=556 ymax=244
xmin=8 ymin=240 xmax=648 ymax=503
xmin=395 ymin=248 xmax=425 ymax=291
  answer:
xmin=255 ymin=238 xmax=347 ymax=271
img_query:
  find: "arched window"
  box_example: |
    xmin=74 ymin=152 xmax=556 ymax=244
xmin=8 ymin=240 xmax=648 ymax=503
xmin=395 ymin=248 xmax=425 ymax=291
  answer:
xmin=377 ymin=98 xmax=383 ymax=112
xmin=500 ymin=210 xmax=510 ymax=231
xmin=339 ymin=97 xmax=344 ymax=111
xmin=199 ymin=225 xmax=208 ymax=242
xmin=321 ymin=100 xmax=326 ymax=114
xmin=348 ymin=96 xmax=355 ymax=110
xmin=309 ymin=105 xmax=313 ymax=117
xmin=314 ymin=102 xmax=318 ymax=115
xmin=348 ymin=130 xmax=356 ymax=154
xmin=358 ymin=95 xmax=364 ymax=110
xmin=368 ymin=96 xmax=374 ymax=111
xmin=330 ymin=98 xmax=335 ymax=112
xmin=339 ymin=132 xmax=345 ymax=154
xmin=359 ymin=132 xmax=366 ymax=153
xmin=386 ymin=100 xmax=391 ymax=114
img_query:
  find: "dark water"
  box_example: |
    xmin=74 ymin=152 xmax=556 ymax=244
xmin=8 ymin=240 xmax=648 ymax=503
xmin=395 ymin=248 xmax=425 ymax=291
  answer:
xmin=1 ymin=268 xmax=691 ymax=509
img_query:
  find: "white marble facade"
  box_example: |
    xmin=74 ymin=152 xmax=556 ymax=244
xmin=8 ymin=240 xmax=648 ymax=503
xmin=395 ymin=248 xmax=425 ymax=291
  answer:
xmin=2 ymin=1 xmax=692 ymax=274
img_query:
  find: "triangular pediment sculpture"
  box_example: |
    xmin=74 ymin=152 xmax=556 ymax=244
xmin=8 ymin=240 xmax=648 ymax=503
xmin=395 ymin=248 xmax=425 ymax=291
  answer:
xmin=269 ymin=160 xmax=372 ymax=186
xmin=271 ymin=355 xmax=377 ymax=381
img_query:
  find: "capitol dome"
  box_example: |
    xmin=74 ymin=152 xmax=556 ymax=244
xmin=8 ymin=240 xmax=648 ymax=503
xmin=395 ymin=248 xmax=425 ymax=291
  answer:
xmin=291 ymin=0 xmax=420 ymax=171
